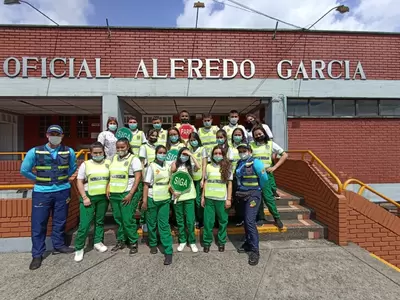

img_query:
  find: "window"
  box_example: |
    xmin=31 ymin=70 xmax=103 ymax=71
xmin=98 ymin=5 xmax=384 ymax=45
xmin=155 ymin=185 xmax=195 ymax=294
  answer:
xmin=39 ymin=116 xmax=51 ymax=137
xmin=380 ymin=100 xmax=400 ymax=116
xmin=58 ymin=116 xmax=71 ymax=137
xmin=287 ymin=99 xmax=308 ymax=116
xmin=220 ymin=116 xmax=229 ymax=127
xmin=334 ymin=100 xmax=356 ymax=116
xmin=357 ymin=100 xmax=378 ymax=116
xmin=309 ymin=99 xmax=332 ymax=116
xmin=141 ymin=115 xmax=173 ymax=133
xmin=77 ymin=116 xmax=89 ymax=138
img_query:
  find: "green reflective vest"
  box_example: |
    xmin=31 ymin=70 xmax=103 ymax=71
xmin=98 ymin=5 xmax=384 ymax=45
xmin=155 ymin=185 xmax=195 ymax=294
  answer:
xmin=85 ymin=159 xmax=110 ymax=196
xmin=109 ymin=154 xmax=134 ymax=193
xmin=205 ymin=163 xmax=227 ymax=201
xmin=150 ymin=162 xmax=171 ymax=201
xmin=250 ymin=141 xmax=273 ymax=168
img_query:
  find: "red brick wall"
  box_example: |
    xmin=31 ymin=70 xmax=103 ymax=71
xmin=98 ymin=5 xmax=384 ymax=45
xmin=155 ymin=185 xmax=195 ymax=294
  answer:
xmin=0 ymin=27 xmax=399 ymax=79
xmin=0 ymin=161 xmax=30 ymax=185
xmin=288 ymin=118 xmax=400 ymax=183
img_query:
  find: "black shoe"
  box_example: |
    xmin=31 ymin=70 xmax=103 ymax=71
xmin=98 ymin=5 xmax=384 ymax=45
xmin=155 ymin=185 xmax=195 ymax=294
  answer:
xmin=238 ymin=243 xmax=251 ymax=253
xmin=273 ymin=191 xmax=281 ymax=199
xmin=150 ymin=247 xmax=158 ymax=254
xmin=164 ymin=254 xmax=172 ymax=265
xmin=274 ymin=218 xmax=284 ymax=229
xmin=248 ymin=251 xmax=260 ymax=266
xmin=196 ymin=222 xmax=204 ymax=229
xmin=129 ymin=243 xmax=138 ymax=255
xmin=111 ymin=241 xmax=125 ymax=252
xmin=29 ymin=257 xmax=42 ymax=270
xmin=203 ymin=246 xmax=210 ymax=253
xmin=218 ymin=245 xmax=225 ymax=252
xmin=256 ymin=220 xmax=264 ymax=227
xmin=52 ymin=246 xmax=74 ymax=255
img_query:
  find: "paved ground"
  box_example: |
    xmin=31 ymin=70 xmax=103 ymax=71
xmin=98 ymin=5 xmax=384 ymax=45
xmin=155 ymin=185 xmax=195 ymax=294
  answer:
xmin=0 ymin=240 xmax=399 ymax=300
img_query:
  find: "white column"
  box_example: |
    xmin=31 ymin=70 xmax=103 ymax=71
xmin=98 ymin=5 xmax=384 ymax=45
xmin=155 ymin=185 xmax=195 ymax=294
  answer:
xmin=264 ymin=95 xmax=288 ymax=150
xmin=102 ymin=94 xmax=125 ymax=131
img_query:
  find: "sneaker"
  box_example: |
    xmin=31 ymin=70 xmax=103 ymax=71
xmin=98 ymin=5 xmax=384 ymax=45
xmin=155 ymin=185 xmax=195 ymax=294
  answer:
xmin=177 ymin=243 xmax=186 ymax=252
xmin=248 ymin=251 xmax=260 ymax=266
xmin=129 ymin=243 xmax=138 ymax=255
xmin=111 ymin=241 xmax=125 ymax=252
xmin=238 ymin=243 xmax=251 ymax=253
xmin=203 ymin=246 xmax=210 ymax=253
xmin=164 ymin=254 xmax=172 ymax=265
xmin=150 ymin=247 xmax=158 ymax=254
xmin=52 ymin=246 xmax=74 ymax=255
xmin=190 ymin=244 xmax=198 ymax=253
xmin=236 ymin=221 xmax=244 ymax=227
xmin=195 ymin=222 xmax=204 ymax=229
xmin=273 ymin=191 xmax=281 ymax=199
xmin=94 ymin=242 xmax=108 ymax=253
xmin=218 ymin=245 xmax=225 ymax=252
xmin=274 ymin=218 xmax=284 ymax=229
xmin=142 ymin=224 xmax=148 ymax=233
xmin=29 ymin=257 xmax=42 ymax=270
xmin=74 ymin=249 xmax=84 ymax=262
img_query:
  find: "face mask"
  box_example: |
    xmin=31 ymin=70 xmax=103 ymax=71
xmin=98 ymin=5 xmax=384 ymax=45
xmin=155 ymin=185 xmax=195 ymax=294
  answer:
xmin=92 ymin=155 xmax=104 ymax=162
xmin=153 ymin=123 xmax=162 ymax=130
xmin=216 ymin=138 xmax=225 ymax=145
xmin=48 ymin=136 xmax=62 ymax=146
xmin=213 ymin=155 xmax=223 ymax=162
xmin=203 ymin=121 xmax=212 ymax=128
xmin=180 ymin=155 xmax=189 ymax=163
xmin=149 ymin=137 xmax=158 ymax=144
xmin=181 ymin=118 xmax=189 ymax=124
xmin=117 ymin=150 xmax=127 ymax=157
xmin=170 ymin=136 xmax=179 ymax=143
xmin=190 ymin=140 xmax=199 ymax=148
xmin=230 ymin=117 xmax=238 ymax=125
xmin=233 ymin=136 xmax=242 ymax=143
xmin=255 ymin=135 xmax=265 ymax=143
xmin=157 ymin=154 xmax=166 ymax=161
xmin=109 ymin=124 xmax=117 ymax=131
xmin=129 ymin=123 xmax=138 ymax=130
xmin=250 ymin=119 xmax=257 ymax=125
xmin=239 ymin=152 xmax=250 ymax=160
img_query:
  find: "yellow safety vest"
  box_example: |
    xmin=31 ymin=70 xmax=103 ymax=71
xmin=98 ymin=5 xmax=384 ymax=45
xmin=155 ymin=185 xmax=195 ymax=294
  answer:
xmin=222 ymin=125 xmax=241 ymax=147
xmin=190 ymin=146 xmax=204 ymax=181
xmin=129 ymin=130 xmax=144 ymax=156
xmin=230 ymin=147 xmax=240 ymax=173
xmin=205 ymin=163 xmax=227 ymax=201
xmin=109 ymin=154 xmax=134 ymax=193
xmin=198 ymin=126 xmax=218 ymax=157
xmin=85 ymin=159 xmax=111 ymax=196
xmin=173 ymin=166 xmax=196 ymax=202
xmin=150 ymin=162 xmax=171 ymax=201
xmin=169 ymin=142 xmax=186 ymax=151
xmin=143 ymin=143 xmax=156 ymax=165
xmin=155 ymin=130 xmax=167 ymax=147
xmin=250 ymin=141 xmax=273 ymax=168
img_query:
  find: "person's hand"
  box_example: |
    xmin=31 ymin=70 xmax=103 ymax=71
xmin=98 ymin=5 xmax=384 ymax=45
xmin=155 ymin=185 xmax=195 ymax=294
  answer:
xmin=173 ymin=192 xmax=181 ymax=199
xmin=182 ymin=150 xmax=192 ymax=156
xmin=225 ymin=199 xmax=231 ymax=209
xmin=201 ymin=197 xmax=205 ymax=208
xmin=200 ymin=179 xmax=204 ymax=188
xmin=142 ymin=200 xmax=148 ymax=211
xmin=122 ymin=193 xmax=133 ymax=206
xmin=266 ymin=166 xmax=276 ymax=173
xmin=83 ymin=196 xmax=91 ymax=207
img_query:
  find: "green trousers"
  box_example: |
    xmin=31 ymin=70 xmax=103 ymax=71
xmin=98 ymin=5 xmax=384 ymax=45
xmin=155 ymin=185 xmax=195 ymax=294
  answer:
xmin=203 ymin=198 xmax=229 ymax=246
xmin=269 ymin=172 xmax=277 ymax=193
xmin=146 ymin=197 xmax=173 ymax=255
xmin=257 ymin=175 xmax=280 ymax=220
xmin=174 ymin=199 xmax=196 ymax=244
xmin=74 ymin=193 xmax=108 ymax=251
xmin=194 ymin=180 xmax=203 ymax=224
xmin=109 ymin=192 xmax=139 ymax=245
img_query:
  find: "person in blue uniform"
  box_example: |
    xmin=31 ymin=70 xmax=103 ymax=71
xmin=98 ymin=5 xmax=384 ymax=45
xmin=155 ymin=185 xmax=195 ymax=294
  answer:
xmin=234 ymin=143 xmax=268 ymax=266
xmin=20 ymin=125 xmax=77 ymax=270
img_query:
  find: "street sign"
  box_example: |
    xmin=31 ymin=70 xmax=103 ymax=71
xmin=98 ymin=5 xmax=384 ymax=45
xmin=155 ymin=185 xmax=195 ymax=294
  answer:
xmin=179 ymin=124 xmax=194 ymax=140
xmin=170 ymin=171 xmax=192 ymax=194
xmin=165 ymin=149 xmax=179 ymax=163
xmin=115 ymin=127 xmax=133 ymax=141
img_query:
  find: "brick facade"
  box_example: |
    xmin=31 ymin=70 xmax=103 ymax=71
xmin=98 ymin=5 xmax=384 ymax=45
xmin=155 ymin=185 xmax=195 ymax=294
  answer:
xmin=0 ymin=161 xmax=30 ymax=185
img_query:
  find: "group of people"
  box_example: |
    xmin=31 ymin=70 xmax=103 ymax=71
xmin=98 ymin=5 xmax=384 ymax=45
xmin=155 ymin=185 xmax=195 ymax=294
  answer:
xmin=21 ymin=110 xmax=288 ymax=270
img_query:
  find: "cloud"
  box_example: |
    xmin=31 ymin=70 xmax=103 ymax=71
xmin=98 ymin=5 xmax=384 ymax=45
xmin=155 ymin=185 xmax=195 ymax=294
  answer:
xmin=0 ymin=0 xmax=93 ymax=25
xmin=176 ymin=0 xmax=400 ymax=32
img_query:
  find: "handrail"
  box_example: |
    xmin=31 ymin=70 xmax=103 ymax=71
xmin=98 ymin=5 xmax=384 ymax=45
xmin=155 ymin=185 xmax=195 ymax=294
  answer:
xmin=285 ymin=150 xmax=343 ymax=194
xmin=343 ymin=178 xmax=400 ymax=209
xmin=0 ymin=149 xmax=90 ymax=161
xmin=0 ymin=184 xmax=33 ymax=190
xmin=0 ymin=152 xmax=26 ymax=160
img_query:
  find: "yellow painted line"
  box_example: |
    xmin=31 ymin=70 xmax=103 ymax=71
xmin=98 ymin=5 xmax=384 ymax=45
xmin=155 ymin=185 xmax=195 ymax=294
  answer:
xmin=370 ymin=253 xmax=400 ymax=272
xmin=136 ymin=227 xmax=288 ymax=236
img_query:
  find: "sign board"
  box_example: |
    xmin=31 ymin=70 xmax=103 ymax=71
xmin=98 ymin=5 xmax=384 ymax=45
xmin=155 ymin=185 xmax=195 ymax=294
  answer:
xmin=115 ymin=127 xmax=133 ymax=141
xmin=179 ymin=124 xmax=194 ymax=140
xmin=170 ymin=171 xmax=192 ymax=194
xmin=165 ymin=149 xmax=179 ymax=163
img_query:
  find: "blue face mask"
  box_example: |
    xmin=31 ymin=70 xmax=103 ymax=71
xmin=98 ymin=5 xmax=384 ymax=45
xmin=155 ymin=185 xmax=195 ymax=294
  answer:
xmin=92 ymin=155 xmax=104 ymax=162
xmin=157 ymin=154 xmax=166 ymax=161
xmin=233 ymin=136 xmax=242 ymax=143
xmin=170 ymin=136 xmax=179 ymax=143
xmin=216 ymin=138 xmax=225 ymax=145
xmin=180 ymin=155 xmax=190 ymax=163
xmin=203 ymin=121 xmax=212 ymax=128
xmin=190 ymin=140 xmax=199 ymax=148
xmin=153 ymin=123 xmax=162 ymax=130
xmin=213 ymin=155 xmax=223 ymax=162
xmin=129 ymin=123 xmax=138 ymax=130
xmin=108 ymin=124 xmax=117 ymax=131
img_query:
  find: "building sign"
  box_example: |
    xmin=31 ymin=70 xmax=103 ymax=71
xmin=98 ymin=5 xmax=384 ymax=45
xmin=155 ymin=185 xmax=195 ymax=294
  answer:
xmin=1 ymin=56 xmax=366 ymax=80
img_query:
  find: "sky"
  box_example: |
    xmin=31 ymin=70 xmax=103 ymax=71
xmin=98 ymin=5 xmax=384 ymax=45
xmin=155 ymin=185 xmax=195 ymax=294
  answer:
xmin=0 ymin=0 xmax=399 ymax=32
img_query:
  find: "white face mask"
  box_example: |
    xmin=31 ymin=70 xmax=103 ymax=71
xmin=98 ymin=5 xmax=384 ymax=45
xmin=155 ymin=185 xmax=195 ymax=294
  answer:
xmin=48 ymin=136 xmax=62 ymax=146
xmin=239 ymin=152 xmax=250 ymax=160
xmin=230 ymin=117 xmax=238 ymax=125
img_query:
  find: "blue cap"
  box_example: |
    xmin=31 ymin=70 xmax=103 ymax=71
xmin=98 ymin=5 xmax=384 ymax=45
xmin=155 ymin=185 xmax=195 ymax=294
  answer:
xmin=47 ymin=125 xmax=63 ymax=134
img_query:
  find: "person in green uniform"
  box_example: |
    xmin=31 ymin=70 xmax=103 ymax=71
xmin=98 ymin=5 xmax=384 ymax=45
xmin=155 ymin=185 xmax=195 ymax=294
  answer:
xmin=107 ymin=138 xmax=142 ymax=254
xmin=250 ymin=126 xmax=288 ymax=229
xmin=170 ymin=147 xmax=201 ymax=253
xmin=152 ymin=116 xmax=167 ymax=147
xmin=202 ymin=146 xmax=233 ymax=253
xmin=198 ymin=113 xmax=219 ymax=159
xmin=128 ymin=116 xmax=147 ymax=156
xmin=188 ymin=132 xmax=208 ymax=229
xmin=142 ymin=145 xmax=173 ymax=265
xmin=74 ymin=142 xmax=110 ymax=262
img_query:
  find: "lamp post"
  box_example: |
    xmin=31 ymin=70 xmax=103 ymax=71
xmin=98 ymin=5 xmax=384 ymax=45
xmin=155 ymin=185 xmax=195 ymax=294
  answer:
xmin=4 ymin=0 xmax=60 ymax=26
xmin=193 ymin=1 xmax=205 ymax=28
xmin=307 ymin=5 xmax=350 ymax=30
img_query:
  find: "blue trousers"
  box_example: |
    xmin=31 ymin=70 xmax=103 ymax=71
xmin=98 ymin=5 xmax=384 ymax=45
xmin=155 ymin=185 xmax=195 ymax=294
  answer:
xmin=31 ymin=189 xmax=70 ymax=258
xmin=240 ymin=189 xmax=262 ymax=252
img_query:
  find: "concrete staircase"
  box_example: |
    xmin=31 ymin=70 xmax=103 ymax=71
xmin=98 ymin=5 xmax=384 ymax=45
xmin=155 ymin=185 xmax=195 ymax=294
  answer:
xmin=69 ymin=189 xmax=326 ymax=247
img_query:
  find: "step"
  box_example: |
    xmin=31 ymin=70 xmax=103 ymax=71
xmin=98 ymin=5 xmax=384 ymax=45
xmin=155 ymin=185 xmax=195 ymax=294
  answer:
xmin=67 ymin=219 xmax=326 ymax=247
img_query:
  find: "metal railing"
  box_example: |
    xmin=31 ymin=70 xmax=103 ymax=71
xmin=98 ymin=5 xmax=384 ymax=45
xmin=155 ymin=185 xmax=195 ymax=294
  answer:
xmin=0 ymin=149 xmax=90 ymax=161
xmin=0 ymin=152 xmax=27 ymax=160
xmin=343 ymin=178 xmax=400 ymax=209
xmin=286 ymin=150 xmax=343 ymax=194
